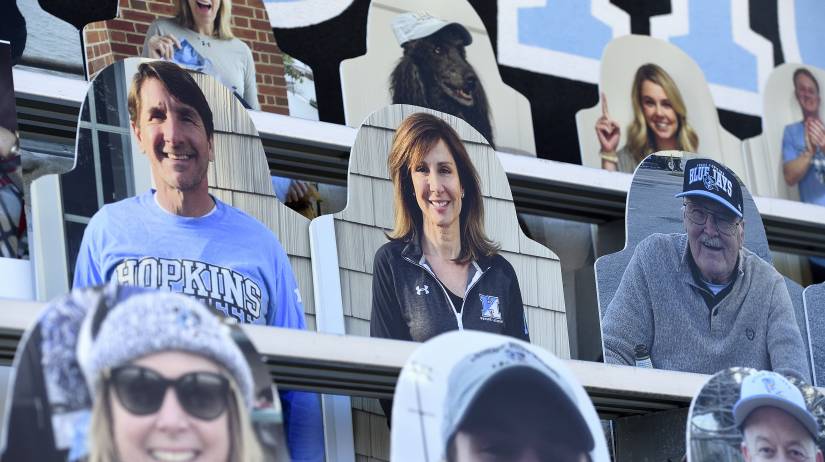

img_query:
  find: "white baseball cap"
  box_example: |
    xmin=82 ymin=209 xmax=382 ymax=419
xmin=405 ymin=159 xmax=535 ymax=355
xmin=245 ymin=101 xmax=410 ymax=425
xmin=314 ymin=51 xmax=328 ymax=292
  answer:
xmin=733 ymin=370 xmax=819 ymax=437
xmin=391 ymin=12 xmax=472 ymax=47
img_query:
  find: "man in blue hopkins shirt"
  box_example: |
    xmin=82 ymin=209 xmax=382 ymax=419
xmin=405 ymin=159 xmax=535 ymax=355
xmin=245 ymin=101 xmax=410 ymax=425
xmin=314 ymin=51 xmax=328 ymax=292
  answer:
xmin=73 ymin=60 xmax=324 ymax=461
xmin=782 ymin=67 xmax=825 ymax=281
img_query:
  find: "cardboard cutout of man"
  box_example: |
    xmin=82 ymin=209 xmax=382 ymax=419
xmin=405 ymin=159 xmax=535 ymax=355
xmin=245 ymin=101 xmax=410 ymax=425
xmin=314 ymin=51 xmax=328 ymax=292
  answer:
xmin=734 ymin=371 xmax=823 ymax=462
xmin=442 ymin=342 xmax=593 ymax=462
xmin=601 ymin=158 xmax=809 ymax=381
xmin=72 ymin=60 xmax=324 ymax=460
xmin=782 ymin=68 xmax=825 ymax=280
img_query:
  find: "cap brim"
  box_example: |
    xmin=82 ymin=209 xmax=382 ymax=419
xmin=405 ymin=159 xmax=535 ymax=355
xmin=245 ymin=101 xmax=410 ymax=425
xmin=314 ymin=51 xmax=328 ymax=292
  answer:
xmin=396 ymin=20 xmax=472 ymax=46
xmin=675 ymin=190 xmax=743 ymax=218
xmin=450 ymin=366 xmax=594 ymax=452
xmin=733 ymin=395 xmax=819 ymax=438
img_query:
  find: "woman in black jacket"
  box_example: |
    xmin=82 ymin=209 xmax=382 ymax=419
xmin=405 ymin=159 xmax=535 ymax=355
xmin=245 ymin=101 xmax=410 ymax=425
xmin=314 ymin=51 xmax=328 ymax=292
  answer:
xmin=370 ymin=112 xmax=529 ymax=344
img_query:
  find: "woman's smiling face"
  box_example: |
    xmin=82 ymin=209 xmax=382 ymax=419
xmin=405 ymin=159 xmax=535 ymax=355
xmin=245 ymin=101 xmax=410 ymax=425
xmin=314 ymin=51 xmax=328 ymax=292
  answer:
xmin=187 ymin=0 xmax=221 ymax=32
xmin=640 ymin=79 xmax=679 ymax=147
xmin=411 ymin=139 xmax=464 ymax=231
xmin=111 ymin=351 xmax=230 ymax=462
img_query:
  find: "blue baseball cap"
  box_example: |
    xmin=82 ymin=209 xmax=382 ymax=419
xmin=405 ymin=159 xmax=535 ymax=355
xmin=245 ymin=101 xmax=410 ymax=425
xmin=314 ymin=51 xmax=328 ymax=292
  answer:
xmin=676 ymin=158 xmax=744 ymax=218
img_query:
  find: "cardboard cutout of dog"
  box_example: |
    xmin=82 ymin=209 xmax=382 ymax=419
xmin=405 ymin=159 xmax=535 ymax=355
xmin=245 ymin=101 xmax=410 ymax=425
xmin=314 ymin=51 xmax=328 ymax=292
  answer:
xmin=389 ymin=13 xmax=492 ymax=146
xmin=340 ymin=0 xmax=536 ymax=156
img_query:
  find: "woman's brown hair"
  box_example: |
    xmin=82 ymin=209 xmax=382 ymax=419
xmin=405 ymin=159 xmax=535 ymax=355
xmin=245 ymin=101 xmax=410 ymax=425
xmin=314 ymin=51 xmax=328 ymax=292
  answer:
xmin=387 ymin=112 xmax=499 ymax=263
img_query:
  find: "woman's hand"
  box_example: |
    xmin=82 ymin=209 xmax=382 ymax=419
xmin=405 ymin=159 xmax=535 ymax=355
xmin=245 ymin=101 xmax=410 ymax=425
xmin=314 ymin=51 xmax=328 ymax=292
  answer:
xmin=146 ymin=34 xmax=181 ymax=60
xmin=595 ymin=92 xmax=620 ymax=154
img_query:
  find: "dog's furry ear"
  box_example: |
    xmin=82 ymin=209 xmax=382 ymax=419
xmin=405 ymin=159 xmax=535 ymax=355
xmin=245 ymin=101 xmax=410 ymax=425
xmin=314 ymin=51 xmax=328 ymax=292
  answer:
xmin=470 ymin=75 xmax=494 ymax=147
xmin=390 ymin=55 xmax=428 ymax=106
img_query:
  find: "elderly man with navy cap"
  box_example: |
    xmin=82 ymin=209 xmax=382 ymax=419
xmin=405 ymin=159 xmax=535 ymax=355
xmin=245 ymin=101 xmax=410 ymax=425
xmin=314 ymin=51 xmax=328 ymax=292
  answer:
xmin=601 ymin=158 xmax=810 ymax=381
xmin=735 ymin=371 xmax=822 ymax=462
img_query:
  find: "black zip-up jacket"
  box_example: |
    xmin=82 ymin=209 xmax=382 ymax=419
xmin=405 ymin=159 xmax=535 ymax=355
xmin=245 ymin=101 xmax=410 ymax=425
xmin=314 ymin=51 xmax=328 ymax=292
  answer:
xmin=370 ymin=238 xmax=530 ymax=343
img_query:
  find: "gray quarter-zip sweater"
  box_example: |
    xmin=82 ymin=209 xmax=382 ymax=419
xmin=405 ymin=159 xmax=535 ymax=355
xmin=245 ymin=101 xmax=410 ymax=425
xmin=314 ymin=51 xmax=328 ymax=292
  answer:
xmin=602 ymin=233 xmax=810 ymax=382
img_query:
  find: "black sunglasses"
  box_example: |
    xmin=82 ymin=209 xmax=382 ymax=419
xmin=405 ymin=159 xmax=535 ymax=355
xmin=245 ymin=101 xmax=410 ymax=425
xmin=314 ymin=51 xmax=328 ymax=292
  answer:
xmin=107 ymin=365 xmax=230 ymax=421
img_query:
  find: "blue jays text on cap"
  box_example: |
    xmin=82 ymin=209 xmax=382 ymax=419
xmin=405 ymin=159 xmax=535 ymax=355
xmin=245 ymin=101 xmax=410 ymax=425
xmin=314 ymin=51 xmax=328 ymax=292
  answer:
xmin=675 ymin=157 xmax=744 ymax=218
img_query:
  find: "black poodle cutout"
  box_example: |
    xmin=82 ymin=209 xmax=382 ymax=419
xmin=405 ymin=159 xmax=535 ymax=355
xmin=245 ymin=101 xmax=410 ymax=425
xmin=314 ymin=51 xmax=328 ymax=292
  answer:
xmin=390 ymin=18 xmax=493 ymax=147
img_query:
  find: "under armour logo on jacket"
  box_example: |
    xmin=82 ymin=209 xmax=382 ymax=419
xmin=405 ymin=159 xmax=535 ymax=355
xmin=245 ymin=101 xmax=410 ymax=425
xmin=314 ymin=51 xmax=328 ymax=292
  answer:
xmin=416 ymin=285 xmax=429 ymax=295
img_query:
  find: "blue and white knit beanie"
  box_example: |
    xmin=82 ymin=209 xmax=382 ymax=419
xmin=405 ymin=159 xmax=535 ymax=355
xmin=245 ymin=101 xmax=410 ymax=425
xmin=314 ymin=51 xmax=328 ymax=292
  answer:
xmin=79 ymin=291 xmax=255 ymax=409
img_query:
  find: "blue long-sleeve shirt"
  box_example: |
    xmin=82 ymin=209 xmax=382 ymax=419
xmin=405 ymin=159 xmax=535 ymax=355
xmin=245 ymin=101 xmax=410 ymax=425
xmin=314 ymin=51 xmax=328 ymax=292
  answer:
xmin=73 ymin=189 xmax=325 ymax=459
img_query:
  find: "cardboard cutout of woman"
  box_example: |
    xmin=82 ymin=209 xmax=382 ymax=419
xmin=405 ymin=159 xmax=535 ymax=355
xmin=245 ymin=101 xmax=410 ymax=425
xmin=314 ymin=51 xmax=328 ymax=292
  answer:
xmin=0 ymin=284 xmax=290 ymax=461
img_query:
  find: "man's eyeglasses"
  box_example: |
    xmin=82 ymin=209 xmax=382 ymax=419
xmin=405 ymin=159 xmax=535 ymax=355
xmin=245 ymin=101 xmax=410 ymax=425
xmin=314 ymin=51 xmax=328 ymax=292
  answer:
xmin=107 ymin=365 xmax=229 ymax=420
xmin=684 ymin=203 xmax=741 ymax=236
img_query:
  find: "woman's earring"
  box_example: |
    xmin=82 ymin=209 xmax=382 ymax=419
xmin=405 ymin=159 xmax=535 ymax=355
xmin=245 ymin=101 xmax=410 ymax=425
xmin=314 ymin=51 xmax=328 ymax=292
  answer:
xmin=461 ymin=191 xmax=465 ymax=198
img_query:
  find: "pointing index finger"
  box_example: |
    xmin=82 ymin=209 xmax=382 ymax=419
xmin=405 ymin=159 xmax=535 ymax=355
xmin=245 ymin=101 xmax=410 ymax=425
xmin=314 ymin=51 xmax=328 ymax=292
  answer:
xmin=601 ymin=92 xmax=610 ymax=118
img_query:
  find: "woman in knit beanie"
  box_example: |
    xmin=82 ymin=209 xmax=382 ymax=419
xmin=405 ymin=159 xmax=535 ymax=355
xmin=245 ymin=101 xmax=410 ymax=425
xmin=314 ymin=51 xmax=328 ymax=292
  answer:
xmin=80 ymin=291 xmax=264 ymax=462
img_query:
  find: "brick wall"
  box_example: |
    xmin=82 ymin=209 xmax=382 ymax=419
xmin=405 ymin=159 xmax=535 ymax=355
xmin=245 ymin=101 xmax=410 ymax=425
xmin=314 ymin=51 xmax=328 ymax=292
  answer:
xmin=83 ymin=0 xmax=289 ymax=114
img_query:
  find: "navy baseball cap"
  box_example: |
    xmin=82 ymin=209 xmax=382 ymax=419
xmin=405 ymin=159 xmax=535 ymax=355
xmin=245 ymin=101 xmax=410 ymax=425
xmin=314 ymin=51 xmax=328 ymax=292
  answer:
xmin=675 ymin=158 xmax=744 ymax=218
xmin=441 ymin=342 xmax=594 ymax=456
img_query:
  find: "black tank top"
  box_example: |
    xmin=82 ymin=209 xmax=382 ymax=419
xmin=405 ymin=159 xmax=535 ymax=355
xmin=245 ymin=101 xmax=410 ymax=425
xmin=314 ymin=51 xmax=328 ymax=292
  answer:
xmin=447 ymin=289 xmax=464 ymax=314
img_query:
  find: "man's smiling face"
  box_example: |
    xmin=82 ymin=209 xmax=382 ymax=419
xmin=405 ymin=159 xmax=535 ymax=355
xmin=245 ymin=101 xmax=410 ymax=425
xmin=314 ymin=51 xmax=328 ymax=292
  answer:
xmin=131 ymin=78 xmax=213 ymax=194
xmin=795 ymin=72 xmax=820 ymax=118
xmin=741 ymin=407 xmax=823 ymax=462
xmin=683 ymin=196 xmax=744 ymax=284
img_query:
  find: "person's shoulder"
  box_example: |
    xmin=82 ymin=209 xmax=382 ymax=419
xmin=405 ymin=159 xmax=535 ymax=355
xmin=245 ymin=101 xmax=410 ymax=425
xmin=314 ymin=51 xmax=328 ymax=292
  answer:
xmin=219 ymin=203 xmax=292 ymax=264
xmin=91 ymin=194 xmax=146 ymax=223
xmin=151 ymin=17 xmax=179 ymax=32
xmin=783 ymin=120 xmax=804 ymax=135
xmin=627 ymin=233 xmax=684 ymax=269
xmin=485 ymin=254 xmax=522 ymax=286
xmin=225 ymin=36 xmax=253 ymax=55
xmin=488 ymin=253 xmax=516 ymax=273
xmin=82 ymin=195 xmax=147 ymax=241
xmin=374 ymin=239 xmax=403 ymax=262
xmin=218 ymin=199 xmax=277 ymax=238
xmin=741 ymin=247 xmax=783 ymax=282
xmin=635 ymin=232 xmax=683 ymax=253
xmin=156 ymin=17 xmax=179 ymax=27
